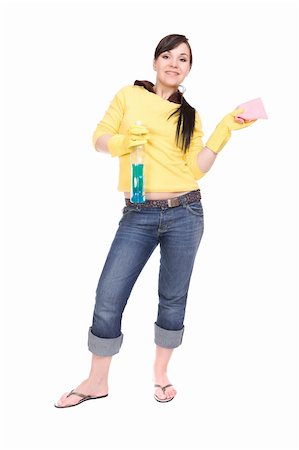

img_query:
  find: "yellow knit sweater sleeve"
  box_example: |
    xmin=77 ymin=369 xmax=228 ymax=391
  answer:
xmin=92 ymin=87 xmax=126 ymax=148
xmin=183 ymin=111 xmax=205 ymax=180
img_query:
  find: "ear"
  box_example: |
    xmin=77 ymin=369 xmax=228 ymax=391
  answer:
xmin=153 ymin=59 xmax=156 ymax=71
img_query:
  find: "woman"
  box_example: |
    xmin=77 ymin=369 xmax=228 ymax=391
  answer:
xmin=55 ymin=34 xmax=254 ymax=408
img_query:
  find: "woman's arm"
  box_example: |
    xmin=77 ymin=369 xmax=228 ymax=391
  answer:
xmin=196 ymin=146 xmax=217 ymax=173
xmin=95 ymin=125 xmax=149 ymax=156
xmin=197 ymin=109 xmax=257 ymax=173
xmin=94 ymin=134 xmax=112 ymax=153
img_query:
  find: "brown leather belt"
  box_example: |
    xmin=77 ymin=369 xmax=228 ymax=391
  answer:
xmin=125 ymin=189 xmax=201 ymax=209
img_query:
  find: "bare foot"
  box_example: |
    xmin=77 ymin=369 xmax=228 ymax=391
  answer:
xmin=154 ymin=373 xmax=177 ymax=401
xmin=55 ymin=379 xmax=108 ymax=408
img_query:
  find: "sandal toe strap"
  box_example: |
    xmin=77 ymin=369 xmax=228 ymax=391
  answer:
xmin=154 ymin=384 xmax=173 ymax=393
xmin=66 ymin=389 xmax=91 ymax=400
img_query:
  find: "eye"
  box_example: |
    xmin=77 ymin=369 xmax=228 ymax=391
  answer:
xmin=162 ymin=54 xmax=169 ymax=59
xmin=180 ymin=58 xmax=187 ymax=62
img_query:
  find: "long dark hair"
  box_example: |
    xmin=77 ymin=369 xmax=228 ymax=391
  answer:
xmin=154 ymin=34 xmax=195 ymax=153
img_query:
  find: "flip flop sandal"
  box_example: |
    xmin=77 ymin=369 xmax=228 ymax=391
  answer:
xmin=154 ymin=384 xmax=175 ymax=403
xmin=54 ymin=389 xmax=108 ymax=408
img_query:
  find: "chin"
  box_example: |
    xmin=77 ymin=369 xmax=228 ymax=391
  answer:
xmin=163 ymin=80 xmax=180 ymax=88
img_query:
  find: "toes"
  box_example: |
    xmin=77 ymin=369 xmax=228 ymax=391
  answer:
xmin=56 ymin=391 xmax=78 ymax=407
xmin=56 ymin=392 xmax=69 ymax=407
xmin=165 ymin=387 xmax=176 ymax=399
xmin=155 ymin=388 xmax=166 ymax=400
xmin=154 ymin=383 xmax=177 ymax=401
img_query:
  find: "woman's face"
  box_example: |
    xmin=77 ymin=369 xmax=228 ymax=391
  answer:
xmin=153 ymin=42 xmax=191 ymax=89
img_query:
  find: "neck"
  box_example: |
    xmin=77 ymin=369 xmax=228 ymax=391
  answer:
xmin=153 ymin=83 xmax=177 ymax=100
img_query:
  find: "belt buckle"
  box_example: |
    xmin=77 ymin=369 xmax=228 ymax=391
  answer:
xmin=167 ymin=197 xmax=180 ymax=208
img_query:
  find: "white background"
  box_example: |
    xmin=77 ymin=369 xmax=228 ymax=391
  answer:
xmin=1 ymin=0 xmax=298 ymax=449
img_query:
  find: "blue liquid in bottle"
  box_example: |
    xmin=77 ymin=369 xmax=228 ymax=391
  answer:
xmin=131 ymin=161 xmax=145 ymax=203
xmin=130 ymin=121 xmax=145 ymax=203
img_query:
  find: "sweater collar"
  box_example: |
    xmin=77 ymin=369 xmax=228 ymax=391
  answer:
xmin=134 ymin=80 xmax=182 ymax=104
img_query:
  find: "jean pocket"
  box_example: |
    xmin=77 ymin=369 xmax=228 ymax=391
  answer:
xmin=122 ymin=206 xmax=132 ymax=216
xmin=122 ymin=205 xmax=140 ymax=216
xmin=186 ymin=201 xmax=204 ymax=217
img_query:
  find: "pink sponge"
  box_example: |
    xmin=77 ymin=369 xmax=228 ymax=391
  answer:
xmin=235 ymin=97 xmax=268 ymax=123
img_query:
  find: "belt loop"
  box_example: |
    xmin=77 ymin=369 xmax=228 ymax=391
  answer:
xmin=180 ymin=195 xmax=187 ymax=208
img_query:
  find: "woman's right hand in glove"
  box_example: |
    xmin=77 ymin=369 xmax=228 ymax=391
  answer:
xmin=108 ymin=124 xmax=149 ymax=157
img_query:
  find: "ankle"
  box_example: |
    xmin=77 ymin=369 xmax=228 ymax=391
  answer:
xmin=86 ymin=376 xmax=108 ymax=389
xmin=153 ymin=368 xmax=168 ymax=379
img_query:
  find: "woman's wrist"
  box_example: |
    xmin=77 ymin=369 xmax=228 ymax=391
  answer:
xmin=197 ymin=146 xmax=218 ymax=172
xmin=95 ymin=134 xmax=113 ymax=154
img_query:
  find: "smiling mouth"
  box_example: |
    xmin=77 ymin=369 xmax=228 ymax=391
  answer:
xmin=165 ymin=71 xmax=179 ymax=75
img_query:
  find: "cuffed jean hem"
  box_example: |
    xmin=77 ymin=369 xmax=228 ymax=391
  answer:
xmin=154 ymin=323 xmax=184 ymax=349
xmin=88 ymin=327 xmax=124 ymax=356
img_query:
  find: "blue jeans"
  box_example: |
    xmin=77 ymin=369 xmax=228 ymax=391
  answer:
xmin=88 ymin=195 xmax=204 ymax=356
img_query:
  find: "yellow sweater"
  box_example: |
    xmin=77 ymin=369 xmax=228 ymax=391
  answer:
xmin=92 ymin=84 xmax=206 ymax=192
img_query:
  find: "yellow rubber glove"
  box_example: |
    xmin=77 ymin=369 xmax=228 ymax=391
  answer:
xmin=206 ymin=108 xmax=256 ymax=154
xmin=108 ymin=124 xmax=149 ymax=157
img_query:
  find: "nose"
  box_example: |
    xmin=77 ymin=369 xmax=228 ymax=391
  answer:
xmin=169 ymin=58 xmax=178 ymax=68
